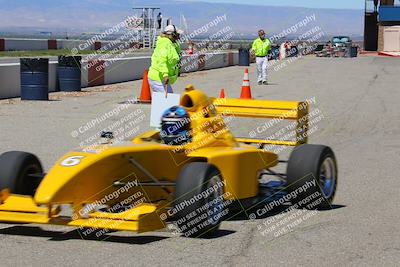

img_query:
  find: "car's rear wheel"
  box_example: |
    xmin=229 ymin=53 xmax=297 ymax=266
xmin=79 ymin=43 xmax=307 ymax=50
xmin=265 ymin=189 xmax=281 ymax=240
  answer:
xmin=286 ymin=144 xmax=338 ymax=209
xmin=173 ymin=162 xmax=225 ymax=237
xmin=0 ymin=151 xmax=43 ymax=196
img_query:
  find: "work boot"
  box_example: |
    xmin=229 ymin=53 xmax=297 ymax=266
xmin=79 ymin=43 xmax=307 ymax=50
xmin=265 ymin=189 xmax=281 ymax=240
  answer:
xmin=263 ymin=81 xmax=268 ymax=85
xmin=258 ymin=81 xmax=262 ymax=85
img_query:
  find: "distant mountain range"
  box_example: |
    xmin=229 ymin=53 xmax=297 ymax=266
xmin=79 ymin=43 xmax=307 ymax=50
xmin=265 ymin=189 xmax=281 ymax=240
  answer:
xmin=0 ymin=0 xmax=364 ymax=38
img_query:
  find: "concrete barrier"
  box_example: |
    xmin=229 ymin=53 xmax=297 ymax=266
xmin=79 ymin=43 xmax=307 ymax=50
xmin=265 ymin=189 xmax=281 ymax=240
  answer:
xmin=0 ymin=61 xmax=58 ymax=99
xmin=2 ymin=38 xmax=98 ymax=51
xmin=204 ymin=52 xmax=234 ymax=70
xmin=0 ymin=38 xmax=134 ymax=52
xmin=5 ymin=39 xmax=48 ymax=51
xmin=103 ymin=57 xmax=151 ymax=84
xmin=0 ymin=63 xmax=20 ymax=98
xmin=57 ymin=39 xmax=93 ymax=50
xmin=0 ymin=51 xmax=238 ymax=99
xmin=181 ymin=55 xmax=200 ymax=73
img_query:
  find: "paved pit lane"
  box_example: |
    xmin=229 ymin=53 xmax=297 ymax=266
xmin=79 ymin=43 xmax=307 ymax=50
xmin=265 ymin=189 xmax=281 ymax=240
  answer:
xmin=0 ymin=56 xmax=399 ymax=266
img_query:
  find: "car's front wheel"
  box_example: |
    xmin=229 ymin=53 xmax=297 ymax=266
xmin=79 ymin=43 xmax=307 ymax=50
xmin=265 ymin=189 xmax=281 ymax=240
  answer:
xmin=172 ymin=162 xmax=225 ymax=237
xmin=0 ymin=151 xmax=43 ymax=196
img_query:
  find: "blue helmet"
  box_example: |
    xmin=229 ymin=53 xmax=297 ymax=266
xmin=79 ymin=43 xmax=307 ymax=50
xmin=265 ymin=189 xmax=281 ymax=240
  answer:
xmin=160 ymin=106 xmax=192 ymax=145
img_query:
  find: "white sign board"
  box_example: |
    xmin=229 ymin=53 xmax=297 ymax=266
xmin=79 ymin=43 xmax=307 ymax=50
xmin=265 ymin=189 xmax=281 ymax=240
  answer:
xmin=125 ymin=16 xmax=144 ymax=30
xmin=150 ymin=92 xmax=181 ymax=128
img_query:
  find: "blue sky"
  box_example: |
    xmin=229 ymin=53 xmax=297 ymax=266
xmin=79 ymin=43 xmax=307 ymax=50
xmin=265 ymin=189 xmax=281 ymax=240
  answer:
xmin=200 ymin=0 xmax=364 ymax=9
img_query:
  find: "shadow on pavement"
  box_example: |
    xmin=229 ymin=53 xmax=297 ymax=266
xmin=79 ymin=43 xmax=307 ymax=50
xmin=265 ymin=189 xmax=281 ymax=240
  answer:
xmin=317 ymin=204 xmax=346 ymax=211
xmin=0 ymin=225 xmax=169 ymax=244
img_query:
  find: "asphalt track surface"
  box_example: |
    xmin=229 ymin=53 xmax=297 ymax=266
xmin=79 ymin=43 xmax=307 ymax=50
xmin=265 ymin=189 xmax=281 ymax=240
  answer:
xmin=0 ymin=56 xmax=399 ymax=266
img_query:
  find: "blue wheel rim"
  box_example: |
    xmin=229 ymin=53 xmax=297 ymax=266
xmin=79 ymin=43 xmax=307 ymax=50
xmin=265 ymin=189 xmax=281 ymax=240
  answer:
xmin=319 ymin=157 xmax=336 ymax=199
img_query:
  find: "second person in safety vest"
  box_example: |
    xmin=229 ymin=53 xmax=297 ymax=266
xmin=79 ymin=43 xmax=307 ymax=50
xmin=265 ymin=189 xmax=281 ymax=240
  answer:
xmin=148 ymin=25 xmax=181 ymax=96
xmin=251 ymin=29 xmax=271 ymax=85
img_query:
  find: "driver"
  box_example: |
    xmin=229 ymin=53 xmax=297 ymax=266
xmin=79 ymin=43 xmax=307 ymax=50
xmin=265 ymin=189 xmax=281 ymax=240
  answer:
xmin=160 ymin=106 xmax=192 ymax=145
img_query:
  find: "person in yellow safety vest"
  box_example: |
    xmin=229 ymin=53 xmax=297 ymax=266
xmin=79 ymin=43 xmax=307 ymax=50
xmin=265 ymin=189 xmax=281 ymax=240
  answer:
xmin=251 ymin=29 xmax=271 ymax=85
xmin=148 ymin=25 xmax=181 ymax=96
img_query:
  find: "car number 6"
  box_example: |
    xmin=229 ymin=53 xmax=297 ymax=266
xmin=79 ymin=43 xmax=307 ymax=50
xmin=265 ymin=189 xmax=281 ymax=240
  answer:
xmin=61 ymin=156 xmax=84 ymax=167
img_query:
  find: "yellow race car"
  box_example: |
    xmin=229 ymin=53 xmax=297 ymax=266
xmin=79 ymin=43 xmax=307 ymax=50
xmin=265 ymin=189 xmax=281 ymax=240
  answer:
xmin=0 ymin=86 xmax=337 ymax=238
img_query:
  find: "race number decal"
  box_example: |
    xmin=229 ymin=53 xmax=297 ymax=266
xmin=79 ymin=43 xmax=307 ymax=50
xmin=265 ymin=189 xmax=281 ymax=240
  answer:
xmin=60 ymin=156 xmax=85 ymax=167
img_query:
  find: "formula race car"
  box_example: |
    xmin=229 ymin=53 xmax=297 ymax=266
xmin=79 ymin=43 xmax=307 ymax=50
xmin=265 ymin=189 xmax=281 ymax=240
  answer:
xmin=0 ymin=85 xmax=338 ymax=238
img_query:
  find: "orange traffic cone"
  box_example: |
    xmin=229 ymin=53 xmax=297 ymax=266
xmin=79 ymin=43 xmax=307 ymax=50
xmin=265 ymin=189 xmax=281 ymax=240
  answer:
xmin=219 ymin=88 xmax=225 ymax=98
xmin=139 ymin=69 xmax=151 ymax=103
xmin=240 ymin=68 xmax=252 ymax=99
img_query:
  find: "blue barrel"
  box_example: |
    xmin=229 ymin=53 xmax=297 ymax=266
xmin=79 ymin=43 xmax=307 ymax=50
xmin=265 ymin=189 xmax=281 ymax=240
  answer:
xmin=238 ymin=48 xmax=250 ymax=66
xmin=351 ymin=46 xmax=358 ymax=58
xmin=57 ymin=56 xmax=81 ymax=92
xmin=288 ymin=46 xmax=299 ymax=57
xmin=20 ymin=58 xmax=49 ymax=101
xmin=269 ymin=45 xmax=280 ymax=60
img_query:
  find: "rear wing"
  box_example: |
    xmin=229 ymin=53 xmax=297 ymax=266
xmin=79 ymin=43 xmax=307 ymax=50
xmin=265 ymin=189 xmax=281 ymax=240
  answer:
xmin=212 ymin=98 xmax=309 ymax=147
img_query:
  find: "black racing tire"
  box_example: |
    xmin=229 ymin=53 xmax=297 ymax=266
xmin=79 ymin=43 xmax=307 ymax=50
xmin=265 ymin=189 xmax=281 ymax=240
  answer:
xmin=0 ymin=151 xmax=43 ymax=196
xmin=286 ymin=144 xmax=338 ymax=209
xmin=172 ymin=162 xmax=225 ymax=238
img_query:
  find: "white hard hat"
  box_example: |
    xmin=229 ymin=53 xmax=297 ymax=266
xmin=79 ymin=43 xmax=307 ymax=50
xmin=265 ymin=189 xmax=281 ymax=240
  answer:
xmin=163 ymin=25 xmax=183 ymax=35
